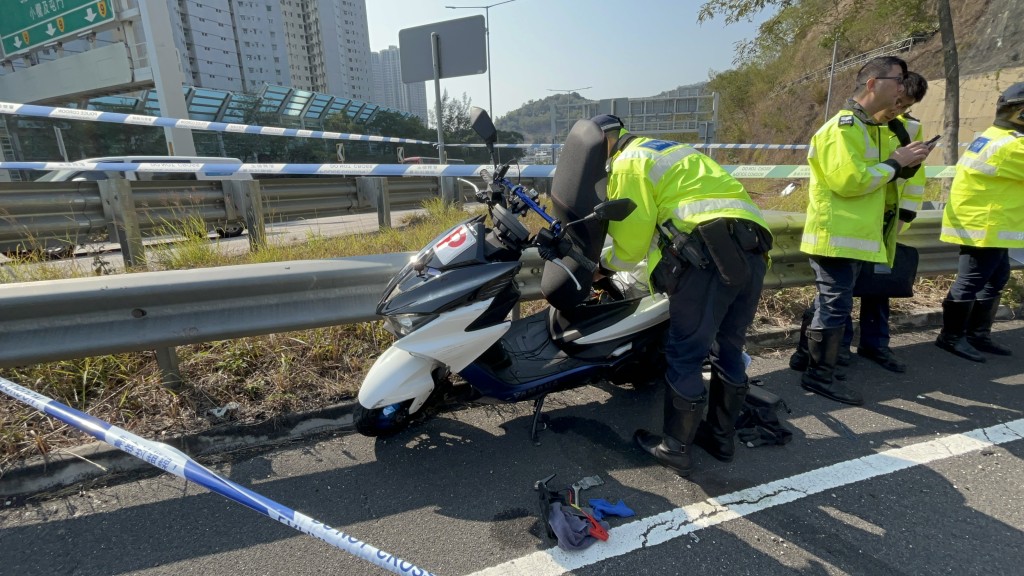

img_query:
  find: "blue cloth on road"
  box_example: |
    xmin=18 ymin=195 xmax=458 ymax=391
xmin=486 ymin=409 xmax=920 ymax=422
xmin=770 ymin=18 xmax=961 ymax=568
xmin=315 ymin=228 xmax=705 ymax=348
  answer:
xmin=587 ymin=498 xmax=635 ymax=521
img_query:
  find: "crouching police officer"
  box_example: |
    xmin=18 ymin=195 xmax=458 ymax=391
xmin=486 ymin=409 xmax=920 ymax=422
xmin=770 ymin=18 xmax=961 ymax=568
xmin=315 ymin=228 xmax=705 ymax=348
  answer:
xmin=935 ymin=82 xmax=1024 ymax=361
xmin=592 ymin=115 xmax=772 ymax=477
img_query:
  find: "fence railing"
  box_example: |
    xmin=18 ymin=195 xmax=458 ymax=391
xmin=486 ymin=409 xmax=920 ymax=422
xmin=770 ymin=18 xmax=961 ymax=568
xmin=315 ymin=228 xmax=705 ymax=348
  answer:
xmin=2 ymin=209 xmax=1015 ymax=386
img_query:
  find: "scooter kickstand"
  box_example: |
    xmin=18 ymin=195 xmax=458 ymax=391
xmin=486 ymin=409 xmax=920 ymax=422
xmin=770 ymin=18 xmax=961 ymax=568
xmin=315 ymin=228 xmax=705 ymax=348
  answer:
xmin=530 ymin=394 xmax=548 ymax=445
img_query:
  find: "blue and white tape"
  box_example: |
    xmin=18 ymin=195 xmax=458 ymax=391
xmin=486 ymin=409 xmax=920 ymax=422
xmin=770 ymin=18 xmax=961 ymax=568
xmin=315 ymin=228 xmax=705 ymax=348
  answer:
xmin=0 ymin=161 xmax=959 ymax=179
xmin=0 ymin=101 xmax=435 ymax=145
xmin=0 ymin=376 xmax=437 ymax=576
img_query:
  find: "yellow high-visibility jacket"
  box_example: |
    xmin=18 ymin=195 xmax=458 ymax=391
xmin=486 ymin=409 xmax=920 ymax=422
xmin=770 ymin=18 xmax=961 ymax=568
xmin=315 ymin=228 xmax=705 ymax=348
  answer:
xmin=940 ymin=125 xmax=1024 ymax=248
xmin=892 ymin=114 xmax=926 ymax=215
xmin=601 ymin=135 xmax=769 ymax=279
xmin=801 ymin=106 xmax=900 ymax=264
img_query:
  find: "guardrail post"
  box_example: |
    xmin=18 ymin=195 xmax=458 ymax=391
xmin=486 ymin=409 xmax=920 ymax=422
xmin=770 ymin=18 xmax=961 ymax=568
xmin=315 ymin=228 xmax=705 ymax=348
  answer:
xmin=358 ymin=177 xmax=391 ymax=229
xmin=224 ymin=180 xmax=266 ymax=251
xmin=98 ymin=179 xmax=145 ymax=268
xmin=440 ymin=177 xmax=456 ymax=204
xmin=155 ymin=347 xmax=183 ymax=391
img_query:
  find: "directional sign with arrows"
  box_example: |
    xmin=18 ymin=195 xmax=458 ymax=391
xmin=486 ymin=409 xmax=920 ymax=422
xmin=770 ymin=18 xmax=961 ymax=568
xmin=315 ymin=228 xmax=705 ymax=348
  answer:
xmin=1 ymin=0 xmax=115 ymax=58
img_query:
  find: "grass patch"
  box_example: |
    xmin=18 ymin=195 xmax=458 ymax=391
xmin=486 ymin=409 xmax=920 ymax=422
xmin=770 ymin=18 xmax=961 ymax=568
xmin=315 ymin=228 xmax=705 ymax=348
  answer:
xmin=2 ymin=195 xmax=1020 ymax=473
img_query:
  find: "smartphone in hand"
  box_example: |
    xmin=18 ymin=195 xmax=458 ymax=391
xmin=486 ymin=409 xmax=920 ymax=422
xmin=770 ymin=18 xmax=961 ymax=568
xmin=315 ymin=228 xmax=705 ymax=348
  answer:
xmin=925 ymin=134 xmax=942 ymax=148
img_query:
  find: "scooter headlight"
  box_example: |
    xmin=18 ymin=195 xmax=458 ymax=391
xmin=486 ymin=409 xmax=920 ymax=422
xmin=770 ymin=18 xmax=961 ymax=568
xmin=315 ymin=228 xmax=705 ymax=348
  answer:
xmin=384 ymin=313 xmax=437 ymax=337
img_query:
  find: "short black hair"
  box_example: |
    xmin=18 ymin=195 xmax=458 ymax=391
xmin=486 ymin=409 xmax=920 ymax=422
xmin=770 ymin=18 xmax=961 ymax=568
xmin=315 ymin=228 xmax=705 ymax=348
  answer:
xmin=902 ymin=72 xmax=928 ymax=103
xmin=855 ymin=56 xmax=908 ymax=88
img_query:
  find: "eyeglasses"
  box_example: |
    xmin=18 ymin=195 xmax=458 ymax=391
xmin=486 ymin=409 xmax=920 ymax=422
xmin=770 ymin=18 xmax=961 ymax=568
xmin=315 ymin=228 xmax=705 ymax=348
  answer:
xmin=873 ymin=76 xmax=905 ymax=82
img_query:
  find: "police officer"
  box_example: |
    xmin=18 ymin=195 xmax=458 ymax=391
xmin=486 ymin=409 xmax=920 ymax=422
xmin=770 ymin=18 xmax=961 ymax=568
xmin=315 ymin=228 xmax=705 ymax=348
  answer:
xmin=592 ymin=114 xmax=772 ymax=477
xmin=935 ymin=82 xmax=1024 ymax=361
xmin=799 ymin=56 xmax=930 ymax=405
xmin=790 ymin=71 xmax=932 ymax=376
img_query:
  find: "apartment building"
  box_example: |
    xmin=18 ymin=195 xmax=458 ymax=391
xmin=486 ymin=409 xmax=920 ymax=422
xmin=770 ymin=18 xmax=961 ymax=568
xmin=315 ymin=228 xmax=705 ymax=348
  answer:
xmin=371 ymin=45 xmax=428 ymax=123
xmin=166 ymin=0 xmax=372 ymax=100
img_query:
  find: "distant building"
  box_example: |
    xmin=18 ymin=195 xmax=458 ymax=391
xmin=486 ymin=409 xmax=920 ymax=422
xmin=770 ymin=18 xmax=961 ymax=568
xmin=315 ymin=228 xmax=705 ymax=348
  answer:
xmin=164 ymin=0 xmax=373 ymax=100
xmin=371 ymin=46 xmax=429 ymax=124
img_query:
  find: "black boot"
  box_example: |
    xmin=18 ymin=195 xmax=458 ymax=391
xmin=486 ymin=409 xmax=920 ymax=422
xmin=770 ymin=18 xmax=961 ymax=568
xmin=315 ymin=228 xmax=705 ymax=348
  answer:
xmin=966 ymin=297 xmax=1012 ymax=356
xmin=791 ymin=308 xmax=849 ymax=377
xmin=789 ymin=308 xmax=813 ymax=371
xmin=800 ymin=326 xmax=864 ymax=405
xmin=694 ymin=372 xmax=748 ymax=462
xmin=634 ymin=385 xmax=706 ymax=477
xmin=935 ymin=299 xmax=986 ymax=362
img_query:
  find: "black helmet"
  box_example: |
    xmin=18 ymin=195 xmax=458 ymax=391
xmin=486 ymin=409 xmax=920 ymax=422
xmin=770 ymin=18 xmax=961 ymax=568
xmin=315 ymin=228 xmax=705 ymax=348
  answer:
xmin=997 ymin=82 xmax=1024 ymax=108
xmin=996 ymin=82 xmax=1024 ymax=125
xmin=590 ymin=114 xmax=625 ymax=133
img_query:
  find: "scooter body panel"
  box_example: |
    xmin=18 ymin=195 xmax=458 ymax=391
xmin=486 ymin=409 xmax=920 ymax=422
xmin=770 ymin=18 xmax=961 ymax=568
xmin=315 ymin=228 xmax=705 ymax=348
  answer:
xmin=358 ymin=346 xmax=436 ymax=413
xmin=396 ymin=299 xmax=510 ymax=372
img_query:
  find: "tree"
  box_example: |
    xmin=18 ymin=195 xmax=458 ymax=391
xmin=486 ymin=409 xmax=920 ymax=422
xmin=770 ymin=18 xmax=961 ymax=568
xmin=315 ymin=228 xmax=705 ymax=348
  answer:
xmin=700 ymin=0 xmax=960 ymax=162
xmin=936 ymin=0 xmax=959 ymax=167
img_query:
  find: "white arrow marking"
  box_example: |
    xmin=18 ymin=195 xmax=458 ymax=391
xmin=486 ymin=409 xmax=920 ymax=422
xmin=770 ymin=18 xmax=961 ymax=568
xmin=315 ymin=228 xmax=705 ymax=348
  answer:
xmin=13 ymin=37 xmax=23 ymax=48
xmin=85 ymin=8 xmax=97 ymax=22
xmin=46 ymin=23 xmax=56 ymax=36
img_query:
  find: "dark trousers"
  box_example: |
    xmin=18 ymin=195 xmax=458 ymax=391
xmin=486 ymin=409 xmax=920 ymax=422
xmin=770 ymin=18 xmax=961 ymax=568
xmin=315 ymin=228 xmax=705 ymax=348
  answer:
xmin=808 ymin=256 xmax=863 ymax=332
xmin=948 ymin=246 xmax=1010 ymax=301
xmin=841 ymin=296 xmax=891 ymax=349
xmin=665 ymin=251 xmax=767 ymax=398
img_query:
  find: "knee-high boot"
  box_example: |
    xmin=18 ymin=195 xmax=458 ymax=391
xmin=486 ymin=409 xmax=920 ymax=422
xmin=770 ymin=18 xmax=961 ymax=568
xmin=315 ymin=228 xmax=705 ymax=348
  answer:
xmin=789 ymin=308 xmax=814 ymax=371
xmin=790 ymin=308 xmax=849 ymax=374
xmin=800 ymin=326 xmax=864 ymax=405
xmin=966 ymin=297 xmax=1012 ymax=356
xmin=935 ymin=299 xmax=986 ymax=362
xmin=694 ymin=371 xmax=748 ymax=462
xmin=634 ymin=384 xmax=707 ymax=477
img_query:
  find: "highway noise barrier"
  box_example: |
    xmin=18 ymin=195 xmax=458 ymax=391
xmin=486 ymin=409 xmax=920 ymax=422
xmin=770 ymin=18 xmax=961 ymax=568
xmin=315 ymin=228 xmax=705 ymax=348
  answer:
xmin=0 ymin=375 xmax=438 ymax=576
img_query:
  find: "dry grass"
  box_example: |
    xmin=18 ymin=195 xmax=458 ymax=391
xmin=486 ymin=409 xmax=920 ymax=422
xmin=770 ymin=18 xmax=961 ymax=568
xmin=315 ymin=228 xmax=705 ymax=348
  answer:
xmin=2 ymin=195 xmax=1021 ymax=475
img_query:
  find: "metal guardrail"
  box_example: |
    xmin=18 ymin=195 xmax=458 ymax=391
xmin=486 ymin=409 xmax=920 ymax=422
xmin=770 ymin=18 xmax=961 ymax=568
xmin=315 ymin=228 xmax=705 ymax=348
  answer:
xmin=0 ymin=176 xmax=549 ymax=259
xmin=2 ymin=210 xmax=1015 ymax=380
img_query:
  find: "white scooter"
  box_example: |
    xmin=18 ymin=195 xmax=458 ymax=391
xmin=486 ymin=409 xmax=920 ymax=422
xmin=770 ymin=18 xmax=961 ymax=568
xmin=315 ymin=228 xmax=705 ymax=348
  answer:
xmin=354 ymin=109 xmax=670 ymax=441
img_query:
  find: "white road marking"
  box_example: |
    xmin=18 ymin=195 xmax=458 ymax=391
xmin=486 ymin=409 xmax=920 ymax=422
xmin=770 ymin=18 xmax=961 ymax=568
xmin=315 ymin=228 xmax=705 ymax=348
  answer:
xmin=470 ymin=418 xmax=1024 ymax=576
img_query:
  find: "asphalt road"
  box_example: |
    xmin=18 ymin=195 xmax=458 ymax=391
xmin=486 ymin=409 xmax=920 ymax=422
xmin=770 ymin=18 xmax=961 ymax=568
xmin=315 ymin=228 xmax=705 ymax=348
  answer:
xmin=0 ymin=321 xmax=1022 ymax=576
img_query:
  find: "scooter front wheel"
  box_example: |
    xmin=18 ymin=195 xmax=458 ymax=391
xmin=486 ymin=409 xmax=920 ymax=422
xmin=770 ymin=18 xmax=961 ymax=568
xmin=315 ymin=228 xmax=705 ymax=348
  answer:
xmin=353 ymin=400 xmax=415 ymax=437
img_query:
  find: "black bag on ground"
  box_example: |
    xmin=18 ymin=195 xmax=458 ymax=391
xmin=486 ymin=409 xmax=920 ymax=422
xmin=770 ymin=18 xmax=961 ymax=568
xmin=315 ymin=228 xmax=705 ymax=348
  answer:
xmin=735 ymin=385 xmax=793 ymax=447
xmin=853 ymin=242 xmax=919 ymax=298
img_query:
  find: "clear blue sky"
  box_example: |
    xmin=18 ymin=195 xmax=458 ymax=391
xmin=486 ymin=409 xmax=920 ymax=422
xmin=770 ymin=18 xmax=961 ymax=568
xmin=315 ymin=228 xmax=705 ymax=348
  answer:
xmin=365 ymin=0 xmax=774 ymax=119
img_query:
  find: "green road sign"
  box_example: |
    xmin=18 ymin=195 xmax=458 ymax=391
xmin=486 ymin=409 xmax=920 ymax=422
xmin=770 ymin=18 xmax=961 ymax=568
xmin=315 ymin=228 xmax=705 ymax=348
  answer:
xmin=1 ymin=0 xmax=115 ymax=58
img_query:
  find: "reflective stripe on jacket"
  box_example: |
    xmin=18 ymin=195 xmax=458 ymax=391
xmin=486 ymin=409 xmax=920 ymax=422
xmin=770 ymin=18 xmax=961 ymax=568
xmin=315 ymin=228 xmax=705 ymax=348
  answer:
xmin=801 ymin=108 xmax=897 ymax=264
xmin=940 ymin=125 xmax=1024 ymax=248
xmin=600 ymin=136 xmax=770 ymax=277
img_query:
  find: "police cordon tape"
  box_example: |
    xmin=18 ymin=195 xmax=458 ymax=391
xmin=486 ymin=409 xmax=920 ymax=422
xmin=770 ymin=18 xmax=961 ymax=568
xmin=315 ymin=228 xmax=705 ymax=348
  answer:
xmin=0 ymin=374 xmax=439 ymax=576
xmin=0 ymin=160 xmax=961 ymax=179
xmin=0 ymin=100 xmax=968 ymax=151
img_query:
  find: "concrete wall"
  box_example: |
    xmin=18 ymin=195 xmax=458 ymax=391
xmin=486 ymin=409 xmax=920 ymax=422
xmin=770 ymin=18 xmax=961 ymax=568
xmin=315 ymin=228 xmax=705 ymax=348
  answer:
xmin=912 ymin=65 xmax=1024 ymax=160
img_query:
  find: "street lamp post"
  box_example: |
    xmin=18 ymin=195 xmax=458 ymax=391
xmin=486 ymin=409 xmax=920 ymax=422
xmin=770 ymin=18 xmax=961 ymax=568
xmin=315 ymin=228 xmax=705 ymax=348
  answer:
xmin=445 ymin=0 xmax=518 ymax=116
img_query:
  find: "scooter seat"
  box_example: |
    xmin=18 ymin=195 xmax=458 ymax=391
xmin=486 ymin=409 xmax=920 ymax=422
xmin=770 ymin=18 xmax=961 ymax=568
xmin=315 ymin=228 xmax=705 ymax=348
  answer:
xmin=547 ymin=298 xmax=643 ymax=344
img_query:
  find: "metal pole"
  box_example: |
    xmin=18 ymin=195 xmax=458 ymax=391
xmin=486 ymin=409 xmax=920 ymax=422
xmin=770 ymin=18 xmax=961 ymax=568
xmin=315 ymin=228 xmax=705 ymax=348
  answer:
xmin=485 ymin=6 xmax=493 ymax=115
xmin=824 ymin=36 xmax=839 ymax=122
xmin=431 ymin=32 xmax=453 ymax=203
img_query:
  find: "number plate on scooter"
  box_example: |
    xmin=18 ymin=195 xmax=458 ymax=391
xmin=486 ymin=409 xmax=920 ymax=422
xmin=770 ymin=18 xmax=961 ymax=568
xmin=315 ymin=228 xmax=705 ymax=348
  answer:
xmin=433 ymin=224 xmax=475 ymax=265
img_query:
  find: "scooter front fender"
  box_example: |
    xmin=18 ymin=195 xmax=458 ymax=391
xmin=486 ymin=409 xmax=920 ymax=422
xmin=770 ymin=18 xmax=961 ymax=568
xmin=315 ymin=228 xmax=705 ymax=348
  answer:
xmin=358 ymin=346 xmax=436 ymax=414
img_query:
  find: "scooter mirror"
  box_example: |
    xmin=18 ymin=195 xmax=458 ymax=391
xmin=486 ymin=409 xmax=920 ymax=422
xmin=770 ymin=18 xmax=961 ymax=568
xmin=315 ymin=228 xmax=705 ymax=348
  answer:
xmin=592 ymin=198 xmax=636 ymax=222
xmin=470 ymin=107 xmax=498 ymax=144
xmin=471 ymin=107 xmax=499 ymax=165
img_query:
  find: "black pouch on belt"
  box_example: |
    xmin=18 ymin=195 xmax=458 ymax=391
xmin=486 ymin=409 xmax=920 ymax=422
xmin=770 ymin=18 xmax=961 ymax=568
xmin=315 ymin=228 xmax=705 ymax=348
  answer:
xmin=697 ymin=218 xmax=750 ymax=286
xmin=651 ymin=246 xmax=687 ymax=294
